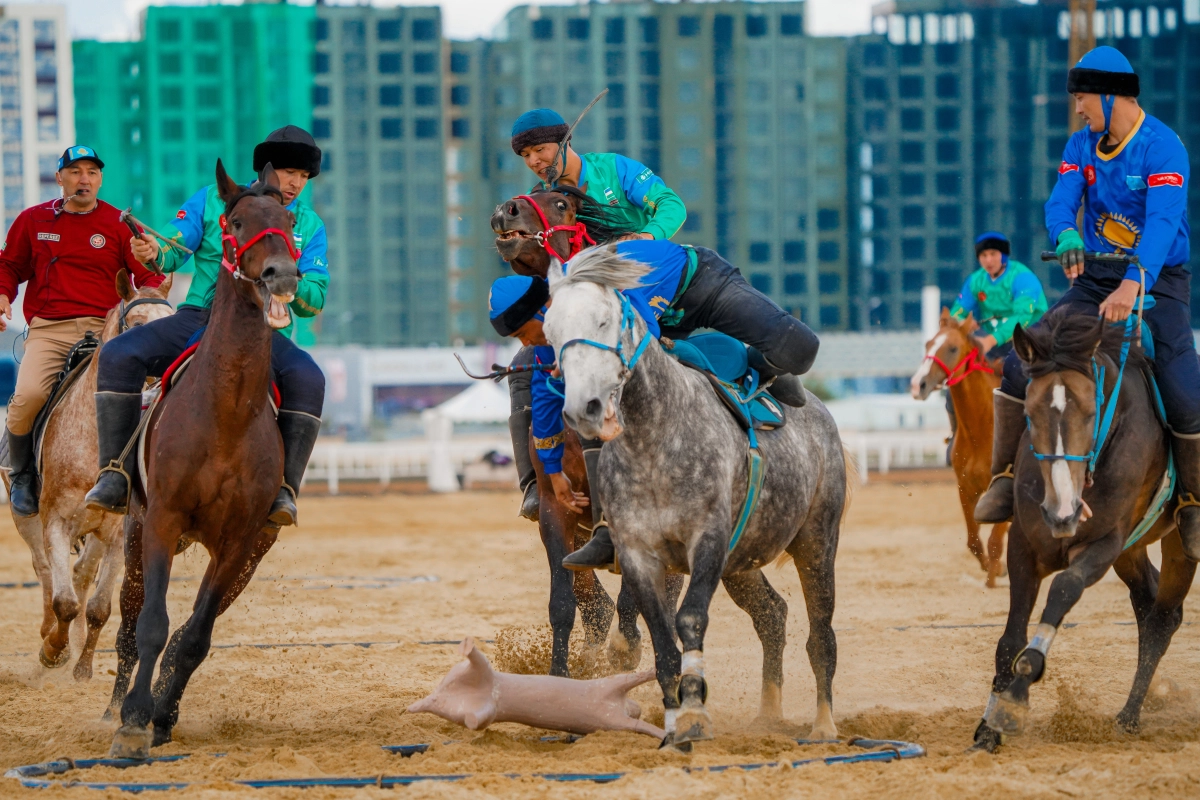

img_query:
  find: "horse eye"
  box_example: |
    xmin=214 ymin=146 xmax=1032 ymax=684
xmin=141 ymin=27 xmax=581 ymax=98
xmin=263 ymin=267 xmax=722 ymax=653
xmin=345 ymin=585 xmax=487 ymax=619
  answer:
xmin=556 ymin=201 xmax=567 ymax=210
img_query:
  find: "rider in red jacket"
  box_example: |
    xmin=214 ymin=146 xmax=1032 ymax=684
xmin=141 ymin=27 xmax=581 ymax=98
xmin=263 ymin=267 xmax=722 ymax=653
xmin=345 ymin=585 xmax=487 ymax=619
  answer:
xmin=0 ymin=145 xmax=162 ymax=516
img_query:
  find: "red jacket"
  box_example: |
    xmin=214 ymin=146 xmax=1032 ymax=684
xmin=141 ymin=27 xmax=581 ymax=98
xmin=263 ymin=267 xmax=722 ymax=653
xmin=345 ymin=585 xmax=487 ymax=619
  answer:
xmin=0 ymin=199 xmax=165 ymax=321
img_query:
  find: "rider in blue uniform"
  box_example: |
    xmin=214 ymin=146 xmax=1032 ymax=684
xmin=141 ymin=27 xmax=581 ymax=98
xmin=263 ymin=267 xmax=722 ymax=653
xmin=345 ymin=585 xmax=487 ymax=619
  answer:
xmin=489 ymin=239 xmax=819 ymax=571
xmin=975 ymin=47 xmax=1200 ymax=560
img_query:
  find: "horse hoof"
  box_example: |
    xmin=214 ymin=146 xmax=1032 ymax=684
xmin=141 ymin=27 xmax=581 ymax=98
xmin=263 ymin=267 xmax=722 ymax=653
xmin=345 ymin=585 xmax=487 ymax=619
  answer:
xmin=969 ymin=720 xmax=1003 ymax=753
xmin=983 ymin=692 xmax=1028 ymax=737
xmin=1114 ymin=710 xmax=1140 ymax=734
xmin=152 ymin=726 xmax=173 ymax=747
xmin=39 ymin=645 xmax=70 ymax=669
xmin=658 ymin=733 xmax=693 ymax=754
xmin=606 ymin=634 xmax=642 ymax=673
xmin=109 ymin=725 xmax=153 ymax=759
xmin=73 ymin=658 xmax=94 ymax=682
xmin=673 ymin=701 xmax=714 ymax=744
xmin=101 ymin=706 xmax=117 ymax=723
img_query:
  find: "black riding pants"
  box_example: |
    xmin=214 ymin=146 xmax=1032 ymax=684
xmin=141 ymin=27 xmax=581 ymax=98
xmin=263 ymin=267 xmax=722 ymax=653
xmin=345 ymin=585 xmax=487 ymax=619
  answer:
xmin=663 ymin=246 xmax=820 ymax=376
xmin=97 ymin=306 xmax=326 ymax=417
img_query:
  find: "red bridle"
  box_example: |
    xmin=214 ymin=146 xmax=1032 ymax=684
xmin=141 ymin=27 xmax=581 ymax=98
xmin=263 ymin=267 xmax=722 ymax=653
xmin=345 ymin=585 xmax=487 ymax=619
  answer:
xmin=515 ymin=194 xmax=595 ymax=261
xmin=219 ymin=214 xmax=300 ymax=276
xmin=925 ymin=346 xmax=993 ymax=388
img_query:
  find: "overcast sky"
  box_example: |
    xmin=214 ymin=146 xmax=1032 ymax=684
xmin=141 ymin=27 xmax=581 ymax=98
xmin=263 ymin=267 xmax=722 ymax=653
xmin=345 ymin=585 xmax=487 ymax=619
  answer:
xmin=59 ymin=0 xmax=878 ymax=43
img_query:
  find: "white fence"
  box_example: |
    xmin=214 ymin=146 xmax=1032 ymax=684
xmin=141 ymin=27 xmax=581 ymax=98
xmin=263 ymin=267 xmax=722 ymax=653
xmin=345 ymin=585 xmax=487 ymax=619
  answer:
xmin=840 ymin=430 xmax=951 ymax=484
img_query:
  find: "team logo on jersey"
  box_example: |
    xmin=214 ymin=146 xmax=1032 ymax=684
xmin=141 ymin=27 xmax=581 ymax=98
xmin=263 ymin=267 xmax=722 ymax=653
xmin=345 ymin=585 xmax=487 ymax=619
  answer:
xmin=36 ymin=232 xmax=61 ymax=242
xmin=176 ymin=209 xmax=187 ymax=219
xmin=977 ymin=291 xmax=988 ymax=303
xmin=636 ymin=167 xmax=653 ymax=183
xmin=1084 ymin=166 xmax=1096 ymax=186
xmin=1095 ymin=212 xmax=1141 ymax=252
xmin=648 ymin=295 xmax=671 ymax=311
xmin=1149 ymin=172 xmax=1185 ymax=188
xmin=89 ymin=234 xmax=106 ymax=249
xmin=1058 ymin=161 xmax=1079 ymax=175
xmin=1126 ymin=175 xmax=1148 ymax=191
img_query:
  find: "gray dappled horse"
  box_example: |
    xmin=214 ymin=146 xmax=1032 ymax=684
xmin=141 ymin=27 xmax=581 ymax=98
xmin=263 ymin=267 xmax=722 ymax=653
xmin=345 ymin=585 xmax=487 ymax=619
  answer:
xmin=972 ymin=311 xmax=1194 ymax=751
xmin=543 ymin=246 xmax=846 ymax=747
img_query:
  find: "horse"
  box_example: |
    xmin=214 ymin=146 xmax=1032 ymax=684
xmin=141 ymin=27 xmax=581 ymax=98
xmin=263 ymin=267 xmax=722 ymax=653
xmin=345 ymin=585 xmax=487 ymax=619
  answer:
xmin=972 ymin=310 xmax=1192 ymax=752
xmin=493 ymin=186 xmax=683 ymax=677
xmin=910 ymin=309 xmax=1009 ymax=587
xmin=107 ymin=161 xmax=300 ymax=758
xmin=1 ymin=272 xmax=172 ymax=680
xmin=542 ymin=246 xmax=846 ymax=747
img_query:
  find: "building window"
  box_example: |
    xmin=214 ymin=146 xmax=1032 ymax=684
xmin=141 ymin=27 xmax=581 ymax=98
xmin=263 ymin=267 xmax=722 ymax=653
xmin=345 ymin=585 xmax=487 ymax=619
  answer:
xmin=415 ymin=118 xmax=439 ymax=139
xmin=313 ymin=85 xmax=330 ymax=106
xmin=746 ymin=15 xmax=768 ymax=37
xmin=750 ymin=273 xmax=772 ymax=293
xmin=899 ymin=45 xmax=922 ymax=65
xmin=159 ymin=19 xmax=181 ymax=41
xmin=639 ymin=50 xmax=660 ymax=76
xmin=863 ymin=77 xmax=888 ymax=101
xmin=161 ymin=118 xmax=183 ymax=140
xmin=899 ymin=75 xmax=923 ymax=99
xmin=413 ymin=52 xmax=437 ymax=74
xmin=532 ymin=19 xmax=553 ymax=40
xmin=901 ymin=205 xmax=925 ymax=227
xmin=749 ymin=242 xmax=772 ymax=263
xmin=936 ymin=171 xmax=962 ymax=195
xmin=415 ymin=85 xmax=437 ymax=106
xmin=451 ymin=118 xmax=470 ymax=138
xmin=936 ymin=204 xmax=961 ymax=227
xmin=641 ymin=83 xmax=660 ymax=109
xmin=450 ymin=52 xmax=469 ymax=73
xmin=607 ymin=83 xmax=626 ymax=107
xmin=197 ymin=86 xmax=220 ymax=108
xmin=642 ymin=116 xmax=661 ymax=141
xmin=900 ymin=141 xmax=924 ymax=164
xmin=818 ymin=241 xmax=840 ymax=262
xmin=872 ymin=269 xmax=890 ymax=294
xmin=640 ymin=16 xmax=659 ymax=43
xmin=380 ymin=118 xmax=402 ymax=139
xmin=608 ymin=116 xmax=626 ymax=140
xmin=900 ymin=108 xmax=923 ymax=131
xmin=784 ymin=272 xmax=807 ymax=293
xmin=900 ymin=173 xmax=925 ymax=196
xmin=902 ymin=238 xmax=926 ymax=260
xmin=903 ymin=302 xmax=922 ymax=325
xmin=195 ymin=54 xmax=219 ymax=75
xmin=160 ymin=85 xmax=182 ymax=108
xmin=450 ymin=85 xmax=469 ymax=105
xmin=796 ymin=83 xmax=806 ymax=101
xmin=682 ymin=213 xmax=702 ymax=232
xmin=606 ymin=50 xmax=625 ymax=77
xmin=819 ymin=272 xmax=841 ymax=293
xmin=872 ymin=175 xmax=889 ymax=198
xmin=937 ymin=238 xmax=962 ymax=261
xmin=606 ymin=18 xmax=625 ymax=45
xmin=781 ymin=14 xmax=802 ymax=35
xmin=377 ymin=20 xmax=400 ymax=41
xmin=863 ymin=43 xmax=885 ymax=67
xmin=817 ymin=209 xmax=840 ymax=230
xmin=315 ymin=19 xmax=328 ymax=41
xmin=378 ymin=53 xmax=401 ymax=73
xmin=936 ymin=74 xmax=958 ymax=98
xmin=678 ymin=16 xmax=700 ymax=37
xmin=864 ymin=109 xmax=886 ymax=132
xmin=159 ymin=53 xmax=181 ymax=74
xmin=412 ymin=19 xmax=437 ymax=41
xmin=902 ymin=269 xmax=925 ymax=292
xmin=874 ymin=207 xmax=889 ymax=230
xmin=313 ymin=52 xmax=330 ymax=74
xmin=197 ymin=118 xmax=221 ymax=140
xmin=783 ymin=241 xmax=807 ymax=264
xmin=936 ymin=139 xmax=959 ymax=164
xmin=379 ymin=85 xmax=402 ymax=106
xmin=820 ymin=305 xmax=841 ymax=327
xmin=937 ymin=267 xmax=961 ymax=289
xmin=935 ymin=43 xmax=958 ymax=65
xmin=936 ymin=107 xmax=960 ymax=131
xmin=568 ymin=19 xmax=590 ymax=40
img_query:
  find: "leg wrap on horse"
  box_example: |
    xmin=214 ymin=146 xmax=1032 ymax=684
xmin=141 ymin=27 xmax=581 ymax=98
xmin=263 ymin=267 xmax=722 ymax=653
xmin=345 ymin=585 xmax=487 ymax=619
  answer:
xmin=268 ymin=410 xmax=323 ymax=527
xmin=562 ymin=437 xmax=617 ymax=573
xmin=6 ymin=428 xmax=38 ymax=518
xmin=974 ymin=391 xmax=1026 ymax=524
xmin=508 ymin=346 xmax=539 ymax=521
xmin=1172 ymin=433 xmax=1200 ymax=561
xmin=84 ymin=392 xmax=145 ymax=514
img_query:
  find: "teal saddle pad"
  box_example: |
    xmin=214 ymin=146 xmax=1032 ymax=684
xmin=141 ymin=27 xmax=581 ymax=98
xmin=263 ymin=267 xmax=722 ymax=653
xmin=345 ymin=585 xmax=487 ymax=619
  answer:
xmin=663 ymin=333 xmax=786 ymax=431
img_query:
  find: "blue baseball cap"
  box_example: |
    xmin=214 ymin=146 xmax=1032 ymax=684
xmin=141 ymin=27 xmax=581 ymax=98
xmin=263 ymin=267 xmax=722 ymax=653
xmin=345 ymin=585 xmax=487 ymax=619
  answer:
xmin=57 ymin=145 xmax=104 ymax=171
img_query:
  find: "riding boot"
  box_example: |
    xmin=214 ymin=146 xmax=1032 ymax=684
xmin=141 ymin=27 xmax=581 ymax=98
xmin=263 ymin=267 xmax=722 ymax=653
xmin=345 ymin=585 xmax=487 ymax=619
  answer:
xmin=6 ymin=428 xmax=39 ymax=518
xmin=509 ymin=407 xmax=539 ymax=522
xmin=268 ymin=410 xmax=322 ymax=527
xmin=84 ymin=392 xmax=145 ymax=514
xmin=1171 ymin=434 xmax=1200 ymax=561
xmin=973 ymin=392 xmax=1026 ymax=523
xmin=748 ymin=348 xmax=807 ymax=408
xmin=562 ymin=438 xmax=617 ymax=572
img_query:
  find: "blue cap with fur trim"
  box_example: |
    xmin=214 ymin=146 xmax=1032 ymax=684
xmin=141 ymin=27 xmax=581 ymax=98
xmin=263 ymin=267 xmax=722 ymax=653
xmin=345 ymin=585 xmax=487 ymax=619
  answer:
xmin=1067 ymin=46 xmax=1139 ymax=132
xmin=511 ymin=109 xmax=569 ymax=155
xmin=975 ymin=232 xmax=1010 ymax=266
xmin=489 ymin=276 xmax=549 ymax=336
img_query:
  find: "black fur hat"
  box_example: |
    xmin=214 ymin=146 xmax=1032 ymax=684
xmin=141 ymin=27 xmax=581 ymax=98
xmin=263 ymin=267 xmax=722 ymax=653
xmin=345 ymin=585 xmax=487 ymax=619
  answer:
xmin=253 ymin=125 xmax=323 ymax=178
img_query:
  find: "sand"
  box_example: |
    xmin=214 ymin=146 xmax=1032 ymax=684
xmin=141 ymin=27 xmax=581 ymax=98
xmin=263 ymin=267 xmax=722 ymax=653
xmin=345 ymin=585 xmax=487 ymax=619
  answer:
xmin=2 ymin=481 xmax=1200 ymax=798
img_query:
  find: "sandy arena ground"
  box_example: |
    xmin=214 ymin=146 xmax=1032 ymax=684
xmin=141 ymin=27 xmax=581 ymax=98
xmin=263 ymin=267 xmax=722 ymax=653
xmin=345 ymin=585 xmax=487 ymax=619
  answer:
xmin=3 ymin=480 xmax=1200 ymax=798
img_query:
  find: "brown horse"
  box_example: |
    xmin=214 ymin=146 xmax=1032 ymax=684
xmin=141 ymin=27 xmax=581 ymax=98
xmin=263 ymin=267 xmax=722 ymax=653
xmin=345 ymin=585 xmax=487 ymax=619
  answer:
xmin=910 ymin=309 xmax=1009 ymax=587
xmin=107 ymin=161 xmax=299 ymax=758
xmin=3 ymin=273 xmax=172 ymax=679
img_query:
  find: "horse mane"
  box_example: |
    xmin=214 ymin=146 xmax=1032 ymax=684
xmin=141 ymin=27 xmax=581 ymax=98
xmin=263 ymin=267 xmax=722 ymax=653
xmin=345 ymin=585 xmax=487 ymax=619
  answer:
xmin=1021 ymin=308 xmax=1148 ymax=379
xmin=539 ymin=185 xmax=639 ymax=244
xmin=549 ymin=243 xmax=650 ymax=294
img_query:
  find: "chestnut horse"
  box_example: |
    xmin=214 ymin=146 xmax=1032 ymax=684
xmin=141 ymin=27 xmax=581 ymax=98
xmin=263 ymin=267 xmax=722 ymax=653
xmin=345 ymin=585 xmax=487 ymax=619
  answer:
xmin=2 ymin=272 xmax=172 ymax=679
xmin=910 ymin=309 xmax=1008 ymax=587
xmin=108 ymin=161 xmax=299 ymax=758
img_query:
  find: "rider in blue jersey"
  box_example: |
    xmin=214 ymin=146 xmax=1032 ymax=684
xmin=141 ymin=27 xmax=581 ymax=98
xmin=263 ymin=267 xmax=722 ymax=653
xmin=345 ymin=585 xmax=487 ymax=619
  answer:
xmin=975 ymin=47 xmax=1200 ymax=560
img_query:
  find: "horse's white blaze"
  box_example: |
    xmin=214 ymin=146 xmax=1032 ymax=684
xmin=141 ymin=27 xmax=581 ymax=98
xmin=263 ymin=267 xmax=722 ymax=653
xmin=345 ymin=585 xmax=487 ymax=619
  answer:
xmin=1051 ymin=384 xmax=1066 ymax=411
xmin=909 ymin=333 xmax=947 ymax=396
xmin=1051 ymin=429 xmax=1075 ymax=519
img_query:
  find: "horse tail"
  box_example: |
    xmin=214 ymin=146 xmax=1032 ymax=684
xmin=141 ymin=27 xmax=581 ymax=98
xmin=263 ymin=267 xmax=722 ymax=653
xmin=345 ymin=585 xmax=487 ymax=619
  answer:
xmin=774 ymin=442 xmax=855 ymax=570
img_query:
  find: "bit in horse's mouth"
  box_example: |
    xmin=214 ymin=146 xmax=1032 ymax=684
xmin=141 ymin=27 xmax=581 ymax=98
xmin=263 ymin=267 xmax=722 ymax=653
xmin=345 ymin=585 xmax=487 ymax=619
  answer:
xmin=496 ymin=230 xmax=525 ymax=240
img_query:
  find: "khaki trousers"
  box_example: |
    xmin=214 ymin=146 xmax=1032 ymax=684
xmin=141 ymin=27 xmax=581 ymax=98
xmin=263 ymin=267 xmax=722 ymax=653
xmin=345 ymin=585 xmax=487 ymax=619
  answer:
xmin=7 ymin=316 xmax=106 ymax=436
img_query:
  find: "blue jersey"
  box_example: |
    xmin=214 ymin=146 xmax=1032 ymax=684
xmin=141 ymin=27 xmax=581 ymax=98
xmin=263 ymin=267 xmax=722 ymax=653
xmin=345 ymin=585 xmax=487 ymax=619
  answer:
xmin=1045 ymin=112 xmax=1190 ymax=299
xmin=529 ymin=239 xmax=693 ymax=473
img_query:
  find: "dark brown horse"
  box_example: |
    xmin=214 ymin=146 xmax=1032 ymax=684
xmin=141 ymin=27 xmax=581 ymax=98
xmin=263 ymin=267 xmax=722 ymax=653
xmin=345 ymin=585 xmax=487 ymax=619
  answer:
xmin=973 ymin=311 xmax=1192 ymax=751
xmin=108 ymin=161 xmax=300 ymax=758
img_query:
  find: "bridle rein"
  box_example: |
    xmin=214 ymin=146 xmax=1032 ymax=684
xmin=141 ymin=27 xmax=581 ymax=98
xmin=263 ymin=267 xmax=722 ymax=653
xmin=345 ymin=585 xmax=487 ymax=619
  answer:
xmin=513 ymin=193 xmax=596 ymax=261
xmin=118 ymin=296 xmax=172 ymax=334
xmin=219 ymin=189 xmax=300 ymax=285
xmin=925 ymin=345 xmax=993 ymax=389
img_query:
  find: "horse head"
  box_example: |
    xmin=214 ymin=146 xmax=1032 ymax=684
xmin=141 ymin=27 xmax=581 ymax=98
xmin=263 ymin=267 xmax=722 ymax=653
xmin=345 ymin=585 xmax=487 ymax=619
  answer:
xmin=1012 ymin=311 xmax=1126 ymax=538
xmin=543 ymin=244 xmax=650 ymax=442
xmin=102 ymin=270 xmax=174 ymax=341
xmin=491 ymin=188 xmax=589 ymax=278
xmin=910 ymin=308 xmax=978 ymax=400
xmin=214 ymin=159 xmax=300 ymax=307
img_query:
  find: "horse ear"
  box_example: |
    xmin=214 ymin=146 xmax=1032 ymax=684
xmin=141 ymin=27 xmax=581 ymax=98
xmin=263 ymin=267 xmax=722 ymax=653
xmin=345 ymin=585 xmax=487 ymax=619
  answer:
xmin=157 ymin=273 xmax=174 ymax=296
xmin=960 ymin=313 xmax=979 ymax=336
xmin=1012 ymin=324 xmax=1038 ymax=364
xmin=115 ymin=269 xmax=135 ymax=302
xmin=259 ymin=161 xmax=281 ymax=191
xmin=215 ymin=158 xmax=240 ymax=204
xmin=940 ymin=307 xmax=952 ymax=325
xmin=545 ymin=258 xmax=568 ymax=293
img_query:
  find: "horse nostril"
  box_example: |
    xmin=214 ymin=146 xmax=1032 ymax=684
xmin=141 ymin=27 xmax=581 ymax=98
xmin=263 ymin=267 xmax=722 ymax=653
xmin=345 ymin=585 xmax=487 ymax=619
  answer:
xmin=261 ymin=266 xmax=276 ymax=281
xmin=507 ymin=203 xmax=518 ymax=216
xmin=586 ymin=398 xmax=602 ymax=418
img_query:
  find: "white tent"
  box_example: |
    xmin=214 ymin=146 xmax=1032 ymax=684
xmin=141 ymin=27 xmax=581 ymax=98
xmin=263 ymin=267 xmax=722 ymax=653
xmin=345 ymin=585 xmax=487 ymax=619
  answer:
xmin=421 ymin=380 xmax=510 ymax=492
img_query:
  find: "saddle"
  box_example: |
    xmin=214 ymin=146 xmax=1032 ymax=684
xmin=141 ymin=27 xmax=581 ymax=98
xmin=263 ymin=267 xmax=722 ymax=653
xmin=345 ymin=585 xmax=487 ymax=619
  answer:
xmin=661 ymin=333 xmax=786 ymax=432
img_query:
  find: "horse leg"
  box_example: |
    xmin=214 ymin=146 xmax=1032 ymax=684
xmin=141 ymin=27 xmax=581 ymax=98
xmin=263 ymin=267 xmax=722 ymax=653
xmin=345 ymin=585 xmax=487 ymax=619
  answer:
xmin=572 ymin=524 xmax=614 ymax=648
xmin=609 ymin=579 xmax=644 ymax=671
xmin=152 ymin=526 xmax=278 ymax=746
xmin=539 ymin=504 xmax=576 ymax=677
xmin=110 ymin=510 xmax=182 ymax=758
xmin=961 ymin=500 xmax=988 ymax=572
xmin=722 ymin=569 xmax=788 ymax=724
xmin=74 ymin=532 xmax=123 ymax=682
xmin=106 ymin=515 xmax=144 ymax=721
xmin=672 ymin=532 xmax=727 ymax=745
xmin=620 ymin=551 xmax=682 ymax=746
xmin=68 ymin=533 xmax=105 ymax=662
xmin=987 ymin=522 xmax=1010 ymax=586
xmin=39 ymin=515 xmax=81 ymax=669
xmin=14 ymin=514 xmax=54 ymax=639
xmin=787 ymin=514 xmax=840 ymax=741
xmin=1116 ymin=531 xmax=1197 ymax=732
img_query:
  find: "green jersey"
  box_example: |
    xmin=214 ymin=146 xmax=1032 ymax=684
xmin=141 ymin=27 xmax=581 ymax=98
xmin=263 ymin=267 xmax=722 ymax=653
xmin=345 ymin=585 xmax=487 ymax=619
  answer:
xmin=153 ymin=184 xmax=330 ymax=337
xmin=539 ymin=152 xmax=687 ymax=240
xmin=950 ymin=260 xmax=1048 ymax=346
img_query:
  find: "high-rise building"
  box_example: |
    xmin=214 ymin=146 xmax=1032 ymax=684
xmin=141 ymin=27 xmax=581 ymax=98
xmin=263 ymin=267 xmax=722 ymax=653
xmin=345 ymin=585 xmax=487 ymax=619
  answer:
xmin=450 ymin=1 xmax=851 ymax=341
xmin=0 ymin=3 xmax=73 ymax=230
xmin=310 ymin=5 xmax=448 ymax=346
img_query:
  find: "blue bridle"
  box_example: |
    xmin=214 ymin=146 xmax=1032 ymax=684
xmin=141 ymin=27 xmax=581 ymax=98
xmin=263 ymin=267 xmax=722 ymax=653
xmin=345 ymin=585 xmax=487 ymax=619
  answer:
xmin=558 ymin=289 xmax=654 ymax=374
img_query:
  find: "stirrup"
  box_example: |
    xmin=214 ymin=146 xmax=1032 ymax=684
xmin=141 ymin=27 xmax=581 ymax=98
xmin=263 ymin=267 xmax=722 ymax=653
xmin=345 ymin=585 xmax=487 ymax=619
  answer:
xmin=1174 ymin=492 xmax=1200 ymax=526
xmin=985 ymin=464 xmax=1015 ymax=490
